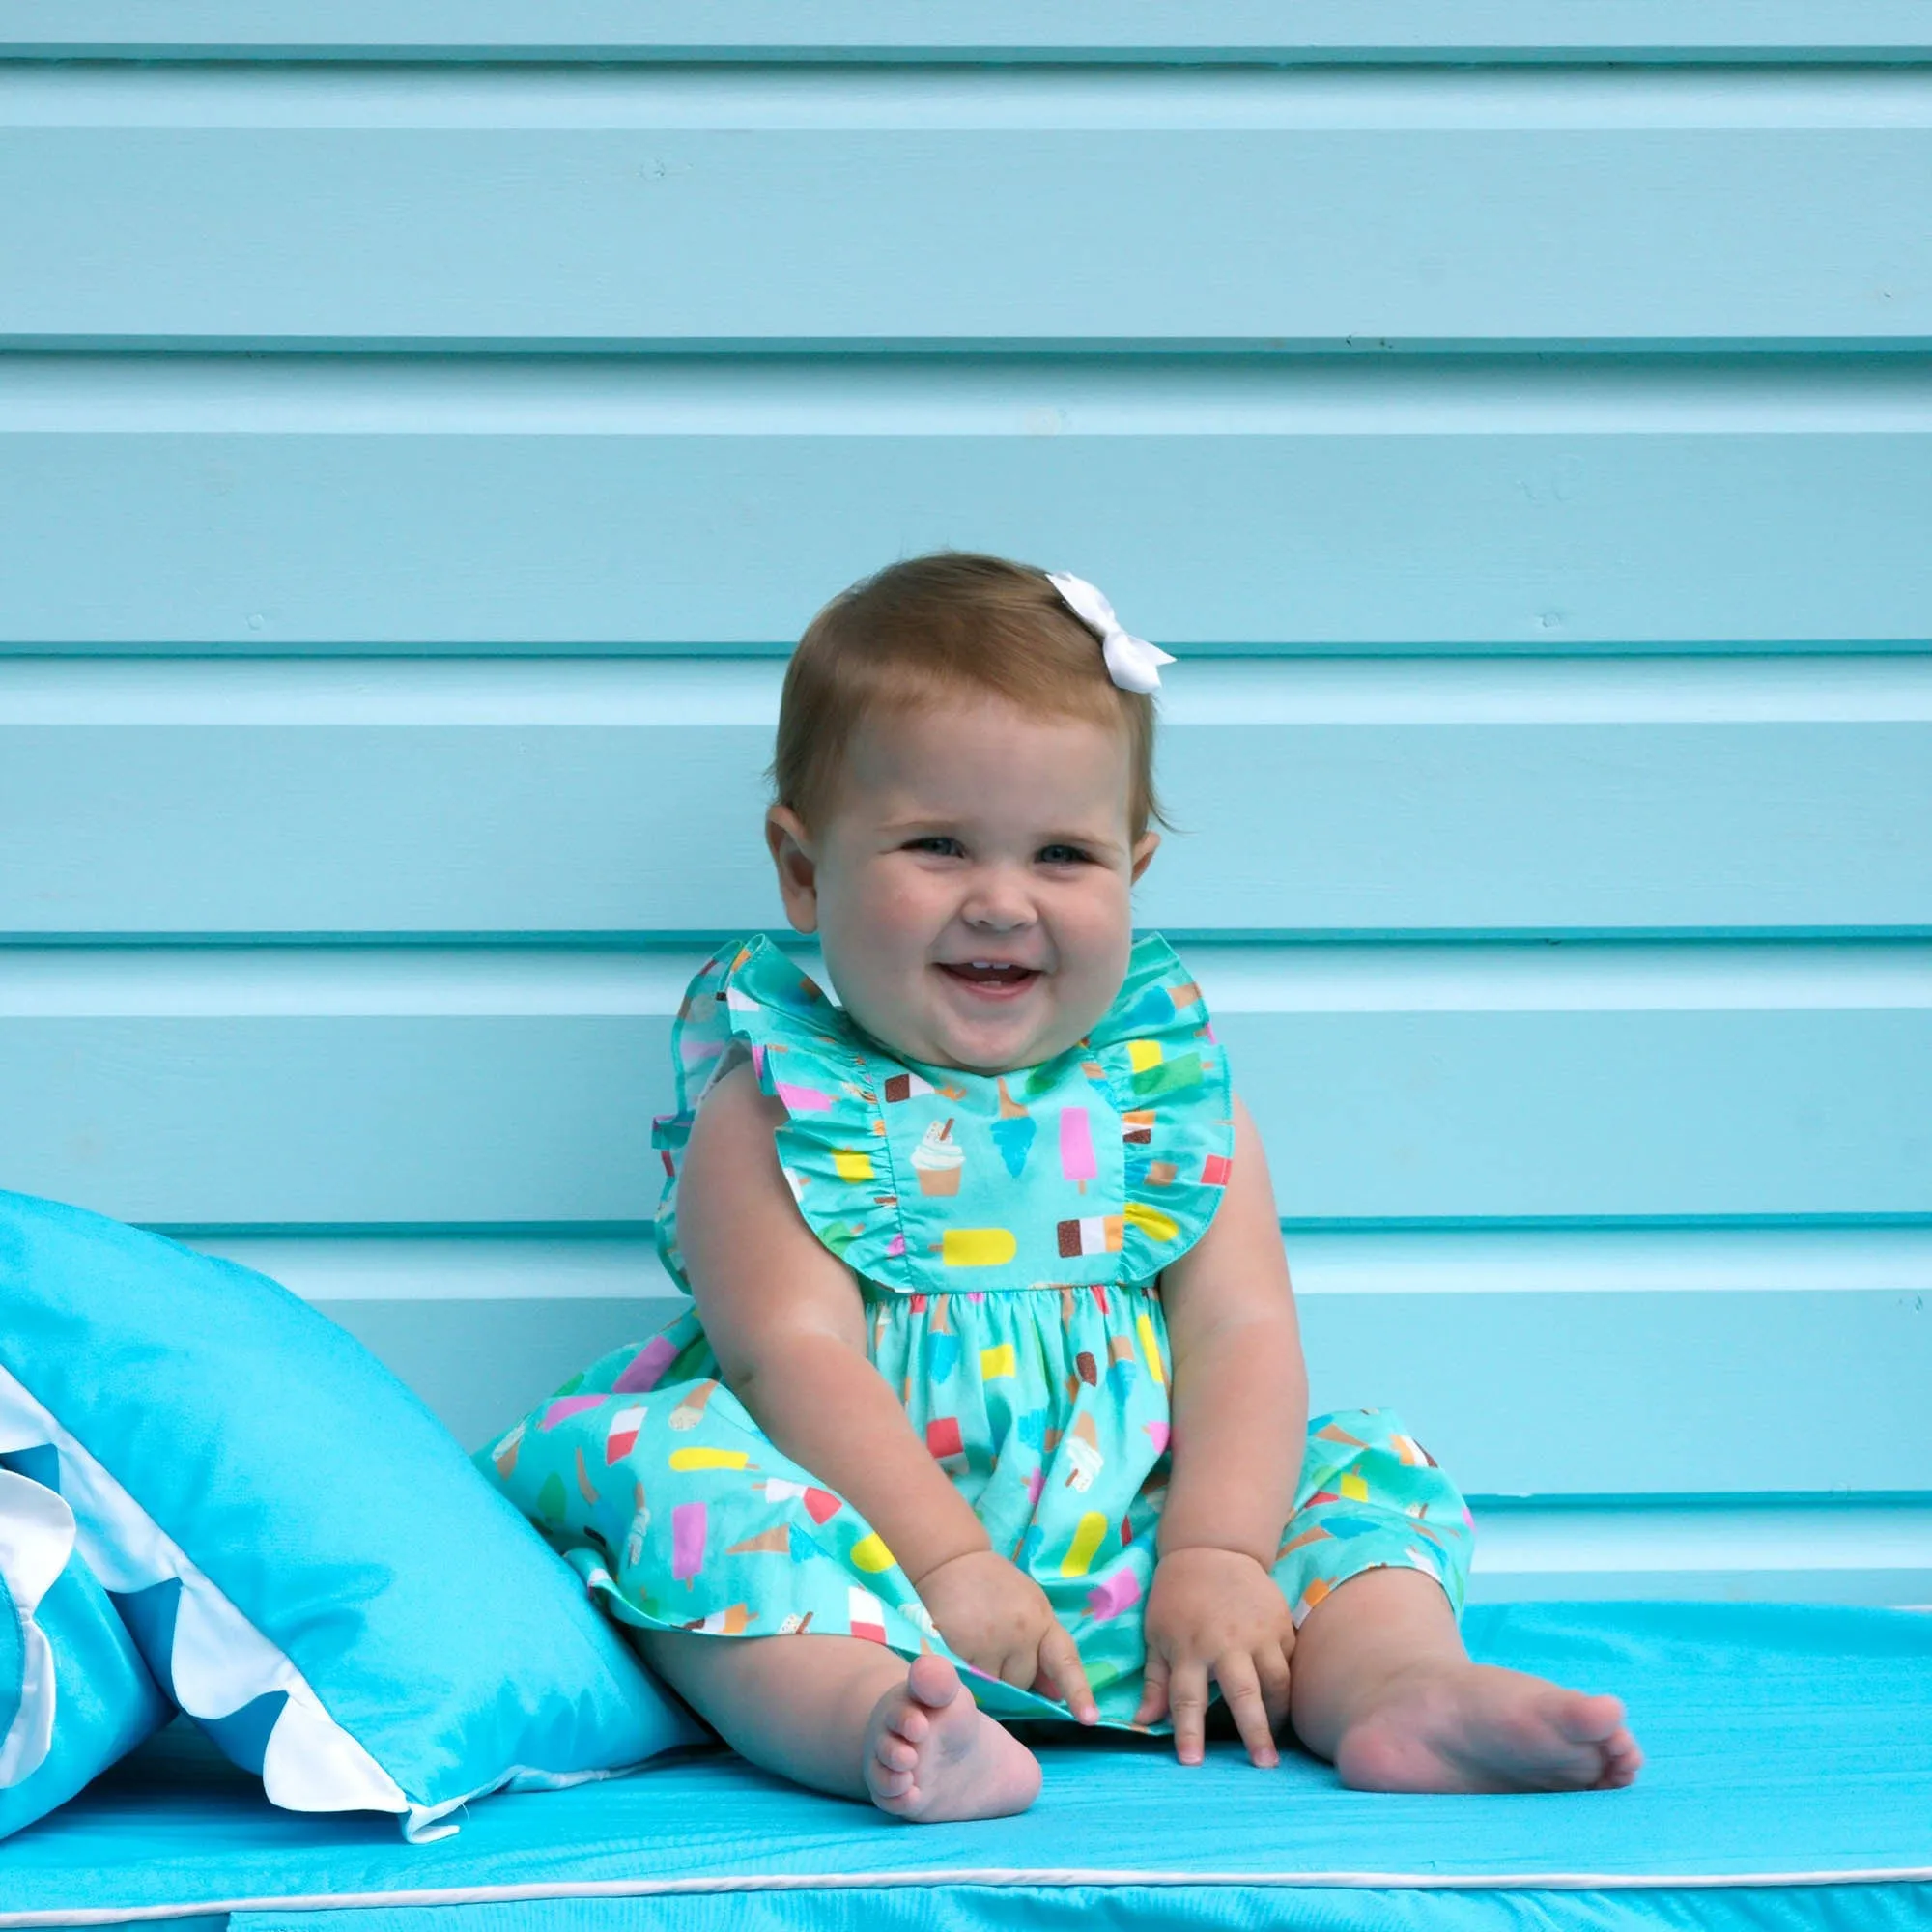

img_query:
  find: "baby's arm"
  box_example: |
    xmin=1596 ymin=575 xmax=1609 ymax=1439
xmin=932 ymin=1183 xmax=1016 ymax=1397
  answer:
xmin=677 ymin=1061 xmax=1095 ymax=1716
xmin=1137 ymin=1094 xmax=1307 ymax=1763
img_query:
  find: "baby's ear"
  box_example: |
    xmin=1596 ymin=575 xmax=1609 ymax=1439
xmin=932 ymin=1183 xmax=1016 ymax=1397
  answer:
xmin=1129 ymin=830 xmax=1161 ymax=884
xmin=765 ymin=805 xmax=821 ymax=933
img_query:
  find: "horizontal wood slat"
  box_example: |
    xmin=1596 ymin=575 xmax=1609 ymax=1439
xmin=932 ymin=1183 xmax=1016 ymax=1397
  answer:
xmin=9 ymin=954 xmax=1926 ymax=1221
xmin=6 ymin=74 xmax=1931 ymax=347
xmin=6 ymin=384 xmax=1932 ymax=648
xmin=292 ymin=1283 xmax=1932 ymax=1496
xmin=8 ymin=659 xmax=1928 ymax=933
xmin=11 ymin=3 xmax=1932 ymax=64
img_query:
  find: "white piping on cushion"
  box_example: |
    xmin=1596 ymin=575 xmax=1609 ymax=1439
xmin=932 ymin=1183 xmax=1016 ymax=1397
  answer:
xmin=0 ymin=1469 xmax=73 ymax=1789
xmin=0 ymin=1365 xmax=408 ymax=1823
xmin=9 ymin=1863 xmax=1932 ymax=1925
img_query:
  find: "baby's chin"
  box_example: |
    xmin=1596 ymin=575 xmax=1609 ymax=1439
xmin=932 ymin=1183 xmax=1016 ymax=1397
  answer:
xmin=837 ymin=984 xmax=1093 ymax=1075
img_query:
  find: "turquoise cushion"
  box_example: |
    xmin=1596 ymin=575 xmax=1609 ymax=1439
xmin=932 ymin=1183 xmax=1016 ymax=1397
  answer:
xmin=0 ymin=1468 xmax=171 ymax=1841
xmin=0 ymin=1190 xmax=700 ymax=1840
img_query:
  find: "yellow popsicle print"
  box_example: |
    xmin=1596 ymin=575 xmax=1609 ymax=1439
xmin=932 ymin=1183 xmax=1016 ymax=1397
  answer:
xmin=1061 ymin=1510 xmax=1108 ymax=1577
xmin=1340 ymin=1471 xmax=1371 ymax=1502
xmin=979 ymin=1343 xmax=1018 ymax=1380
xmin=942 ymin=1227 xmax=1017 ymax=1267
xmin=832 ymin=1148 xmax=875 ymax=1181
xmin=668 ymin=1446 xmax=753 ymax=1472
xmin=1124 ymin=1201 xmax=1180 ymax=1244
xmin=849 ymin=1531 xmax=895 ymax=1573
xmin=1135 ymin=1310 xmax=1166 ymax=1385
xmin=1126 ymin=1039 xmax=1163 ymax=1072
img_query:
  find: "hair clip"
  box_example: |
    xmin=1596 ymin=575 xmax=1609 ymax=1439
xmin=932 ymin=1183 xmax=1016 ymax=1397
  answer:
xmin=1047 ymin=572 xmax=1176 ymax=695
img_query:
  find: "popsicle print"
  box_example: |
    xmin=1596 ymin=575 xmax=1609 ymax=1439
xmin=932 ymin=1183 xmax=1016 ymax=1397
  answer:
xmin=1059 ymin=1106 xmax=1096 ymax=1193
xmin=613 ymin=1335 xmax=677 ymax=1393
xmin=671 ymin=1500 xmax=707 ymax=1583
xmin=605 ymin=1403 xmax=646 ymax=1463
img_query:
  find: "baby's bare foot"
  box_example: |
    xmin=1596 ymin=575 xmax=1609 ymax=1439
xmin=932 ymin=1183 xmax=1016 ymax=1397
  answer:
xmin=864 ymin=1653 xmax=1041 ymax=1821
xmin=1334 ymin=1662 xmax=1642 ymax=1794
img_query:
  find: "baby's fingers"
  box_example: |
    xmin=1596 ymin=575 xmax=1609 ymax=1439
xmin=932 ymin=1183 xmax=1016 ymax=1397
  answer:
xmin=1168 ymin=1659 xmax=1212 ymax=1766
xmin=1217 ymin=1652 xmax=1280 ymax=1769
xmin=1036 ymin=1620 xmax=1099 ymax=1724
xmin=1134 ymin=1647 xmax=1171 ymax=1729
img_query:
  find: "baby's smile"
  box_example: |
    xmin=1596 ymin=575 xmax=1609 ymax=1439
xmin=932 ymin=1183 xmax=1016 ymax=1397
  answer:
xmin=765 ymin=696 xmax=1159 ymax=1073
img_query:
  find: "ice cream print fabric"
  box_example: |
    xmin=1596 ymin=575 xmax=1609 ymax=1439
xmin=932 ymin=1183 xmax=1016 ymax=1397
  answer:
xmin=482 ymin=935 xmax=1473 ymax=1729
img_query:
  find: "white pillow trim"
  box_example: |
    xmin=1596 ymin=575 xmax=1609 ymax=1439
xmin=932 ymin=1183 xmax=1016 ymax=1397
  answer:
xmin=0 ymin=1366 xmax=409 ymax=1825
xmin=0 ymin=1469 xmax=72 ymax=1790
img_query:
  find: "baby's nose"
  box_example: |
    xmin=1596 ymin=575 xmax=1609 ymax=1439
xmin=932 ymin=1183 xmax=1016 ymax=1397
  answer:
xmin=961 ymin=869 xmax=1037 ymax=930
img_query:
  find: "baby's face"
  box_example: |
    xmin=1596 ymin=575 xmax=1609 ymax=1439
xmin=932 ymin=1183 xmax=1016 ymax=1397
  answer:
xmin=767 ymin=696 xmax=1157 ymax=1073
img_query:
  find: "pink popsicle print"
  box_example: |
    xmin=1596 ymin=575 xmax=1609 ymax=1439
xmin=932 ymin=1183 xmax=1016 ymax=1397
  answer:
xmin=1060 ymin=1107 xmax=1096 ymax=1194
xmin=539 ymin=1394 xmax=603 ymax=1432
xmin=1086 ymin=1568 xmax=1142 ymax=1624
xmin=613 ymin=1335 xmax=676 ymax=1394
xmin=671 ymin=1500 xmax=707 ymax=1585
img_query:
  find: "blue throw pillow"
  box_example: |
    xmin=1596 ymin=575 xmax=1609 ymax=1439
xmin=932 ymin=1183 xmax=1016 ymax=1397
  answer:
xmin=0 ymin=1190 xmax=701 ymax=1840
xmin=0 ymin=1468 xmax=171 ymax=1840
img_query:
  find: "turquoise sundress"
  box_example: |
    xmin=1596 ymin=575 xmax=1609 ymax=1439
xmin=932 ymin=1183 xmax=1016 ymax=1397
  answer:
xmin=482 ymin=934 xmax=1473 ymax=1728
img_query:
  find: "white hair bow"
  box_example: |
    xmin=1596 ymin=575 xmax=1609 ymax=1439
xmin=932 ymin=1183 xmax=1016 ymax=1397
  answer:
xmin=1047 ymin=571 xmax=1176 ymax=695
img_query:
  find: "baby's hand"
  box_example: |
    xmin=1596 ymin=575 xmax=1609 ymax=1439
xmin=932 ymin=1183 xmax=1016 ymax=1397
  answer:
xmin=1137 ymin=1547 xmax=1294 ymax=1767
xmin=913 ymin=1548 xmax=1098 ymax=1724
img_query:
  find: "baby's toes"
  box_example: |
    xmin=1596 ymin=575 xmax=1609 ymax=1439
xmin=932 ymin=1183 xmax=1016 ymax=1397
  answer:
xmin=1597 ymin=1727 xmax=1643 ymax=1789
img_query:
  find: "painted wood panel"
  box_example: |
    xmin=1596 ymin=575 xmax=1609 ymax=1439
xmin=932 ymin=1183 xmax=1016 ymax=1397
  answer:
xmin=6 ymin=69 xmax=1931 ymax=348
xmin=7 ymin=662 xmax=1930 ymax=934
xmin=11 ymin=3 xmax=1932 ymax=64
xmin=7 ymin=358 xmax=1932 ymax=648
xmin=6 ymin=946 xmax=1926 ymax=1222
xmin=5 ymin=16 xmax=1928 ymax=1606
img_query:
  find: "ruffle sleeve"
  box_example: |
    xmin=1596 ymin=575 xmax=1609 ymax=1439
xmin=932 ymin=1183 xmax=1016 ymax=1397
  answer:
xmin=652 ymin=937 xmax=906 ymax=1293
xmin=1080 ymin=934 xmax=1236 ymax=1286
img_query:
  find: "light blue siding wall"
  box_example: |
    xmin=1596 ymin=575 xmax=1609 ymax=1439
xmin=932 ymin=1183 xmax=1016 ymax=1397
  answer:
xmin=4 ymin=6 xmax=1929 ymax=1605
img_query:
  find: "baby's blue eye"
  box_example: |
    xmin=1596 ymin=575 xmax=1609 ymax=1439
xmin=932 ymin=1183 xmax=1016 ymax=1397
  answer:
xmin=907 ymin=836 xmax=965 ymax=858
xmin=1037 ymin=844 xmax=1092 ymax=866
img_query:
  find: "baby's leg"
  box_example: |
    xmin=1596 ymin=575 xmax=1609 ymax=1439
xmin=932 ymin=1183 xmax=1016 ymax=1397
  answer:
xmin=1288 ymin=1568 xmax=1642 ymax=1793
xmin=634 ymin=1630 xmax=1040 ymax=1821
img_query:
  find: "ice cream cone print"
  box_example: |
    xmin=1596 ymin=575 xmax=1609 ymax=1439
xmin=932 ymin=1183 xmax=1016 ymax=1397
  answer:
xmin=913 ymin=1117 xmax=965 ymax=1196
xmin=726 ymin=1522 xmax=794 ymax=1556
xmin=575 ymin=1446 xmax=601 ymax=1506
xmin=605 ymin=1403 xmax=646 ymax=1463
xmin=990 ymin=1078 xmax=1037 ymax=1177
xmin=1058 ymin=1106 xmax=1096 ymax=1193
xmin=491 ymin=1420 xmax=525 ymax=1477
xmin=669 ymin=1379 xmax=718 ymax=1431
xmin=1063 ymin=1411 xmax=1103 ymax=1492
xmin=686 ymin=1604 xmax=757 ymax=1635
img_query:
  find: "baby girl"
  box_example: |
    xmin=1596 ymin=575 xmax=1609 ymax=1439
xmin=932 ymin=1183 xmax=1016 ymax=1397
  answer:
xmin=484 ymin=554 xmax=1642 ymax=1820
